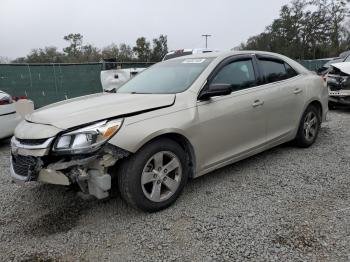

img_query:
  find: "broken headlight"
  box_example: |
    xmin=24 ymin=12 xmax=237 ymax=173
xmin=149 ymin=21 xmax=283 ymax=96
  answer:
xmin=53 ymin=119 xmax=123 ymax=154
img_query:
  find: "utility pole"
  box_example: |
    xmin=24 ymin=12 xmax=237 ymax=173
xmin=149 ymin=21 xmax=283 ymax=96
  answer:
xmin=202 ymin=34 xmax=212 ymax=48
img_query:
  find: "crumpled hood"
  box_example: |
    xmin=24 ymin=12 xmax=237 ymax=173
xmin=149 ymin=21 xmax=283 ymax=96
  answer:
xmin=26 ymin=93 xmax=175 ymax=129
xmin=332 ymin=62 xmax=350 ymax=75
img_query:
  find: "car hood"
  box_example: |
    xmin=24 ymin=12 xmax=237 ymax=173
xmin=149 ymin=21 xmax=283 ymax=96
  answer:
xmin=332 ymin=62 xmax=350 ymax=75
xmin=26 ymin=93 xmax=175 ymax=129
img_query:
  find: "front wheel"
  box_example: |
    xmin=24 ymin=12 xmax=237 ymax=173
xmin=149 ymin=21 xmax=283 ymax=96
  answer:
xmin=294 ymin=105 xmax=321 ymax=148
xmin=117 ymin=138 xmax=188 ymax=212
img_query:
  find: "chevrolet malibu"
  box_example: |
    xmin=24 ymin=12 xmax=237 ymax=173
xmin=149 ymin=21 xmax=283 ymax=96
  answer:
xmin=10 ymin=51 xmax=328 ymax=212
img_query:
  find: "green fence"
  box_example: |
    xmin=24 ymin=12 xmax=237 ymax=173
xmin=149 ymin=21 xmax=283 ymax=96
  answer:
xmin=298 ymin=59 xmax=330 ymax=71
xmin=0 ymin=60 xmax=327 ymax=108
xmin=0 ymin=63 xmax=104 ymax=108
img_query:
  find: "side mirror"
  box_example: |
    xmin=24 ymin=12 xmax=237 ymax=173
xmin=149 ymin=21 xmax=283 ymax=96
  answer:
xmin=198 ymin=83 xmax=232 ymax=100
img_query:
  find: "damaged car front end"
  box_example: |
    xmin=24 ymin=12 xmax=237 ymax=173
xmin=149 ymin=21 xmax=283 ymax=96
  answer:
xmin=327 ymin=62 xmax=350 ymax=107
xmin=10 ymin=118 xmax=129 ymax=199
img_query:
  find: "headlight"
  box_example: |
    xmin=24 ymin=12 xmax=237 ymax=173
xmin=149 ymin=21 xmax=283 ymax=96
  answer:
xmin=53 ymin=119 xmax=123 ymax=154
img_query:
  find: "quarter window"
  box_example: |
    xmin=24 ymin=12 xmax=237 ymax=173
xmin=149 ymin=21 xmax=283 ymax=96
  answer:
xmin=285 ymin=63 xmax=298 ymax=78
xmin=211 ymin=60 xmax=256 ymax=91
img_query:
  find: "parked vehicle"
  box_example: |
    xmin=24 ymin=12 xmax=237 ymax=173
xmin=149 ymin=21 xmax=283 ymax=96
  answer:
xmin=0 ymin=91 xmax=20 ymax=139
xmin=317 ymin=57 xmax=343 ymax=76
xmin=100 ymin=58 xmax=146 ymax=92
xmin=317 ymin=52 xmax=350 ymax=77
xmin=163 ymin=48 xmax=217 ymax=61
xmin=10 ymin=51 xmax=328 ymax=212
xmin=101 ymin=68 xmax=146 ymax=92
xmin=327 ymin=61 xmax=350 ymax=108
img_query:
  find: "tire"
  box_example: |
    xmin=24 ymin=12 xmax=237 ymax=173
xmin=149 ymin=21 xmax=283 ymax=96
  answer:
xmin=294 ymin=105 xmax=321 ymax=148
xmin=117 ymin=138 xmax=189 ymax=212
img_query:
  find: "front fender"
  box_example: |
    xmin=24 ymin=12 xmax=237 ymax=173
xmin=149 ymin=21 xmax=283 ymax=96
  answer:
xmin=107 ymin=107 xmax=196 ymax=154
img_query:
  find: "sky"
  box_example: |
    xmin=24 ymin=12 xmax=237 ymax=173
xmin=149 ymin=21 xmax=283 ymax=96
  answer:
xmin=0 ymin=0 xmax=291 ymax=59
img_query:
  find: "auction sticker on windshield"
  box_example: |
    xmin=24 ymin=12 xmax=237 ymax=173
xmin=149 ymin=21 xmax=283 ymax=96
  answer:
xmin=182 ymin=59 xmax=206 ymax=64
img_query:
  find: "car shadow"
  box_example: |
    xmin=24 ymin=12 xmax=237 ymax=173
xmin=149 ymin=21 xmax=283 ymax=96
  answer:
xmin=0 ymin=137 xmax=11 ymax=149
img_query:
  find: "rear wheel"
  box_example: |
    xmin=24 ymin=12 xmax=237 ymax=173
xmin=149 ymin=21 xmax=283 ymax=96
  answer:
xmin=294 ymin=105 xmax=321 ymax=148
xmin=117 ymin=138 xmax=188 ymax=212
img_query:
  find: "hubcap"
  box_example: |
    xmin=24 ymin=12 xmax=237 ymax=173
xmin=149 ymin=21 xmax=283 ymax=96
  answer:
xmin=303 ymin=111 xmax=318 ymax=142
xmin=141 ymin=151 xmax=182 ymax=203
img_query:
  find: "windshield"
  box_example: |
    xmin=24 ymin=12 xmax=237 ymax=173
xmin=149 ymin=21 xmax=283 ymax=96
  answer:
xmin=117 ymin=58 xmax=213 ymax=94
xmin=345 ymin=55 xmax=350 ymax=62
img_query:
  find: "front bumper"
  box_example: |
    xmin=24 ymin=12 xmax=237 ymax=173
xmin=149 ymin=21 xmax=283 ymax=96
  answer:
xmin=10 ymin=154 xmax=70 ymax=185
xmin=329 ymin=95 xmax=350 ymax=105
xmin=10 ymin=155 xmax=31 ymax=184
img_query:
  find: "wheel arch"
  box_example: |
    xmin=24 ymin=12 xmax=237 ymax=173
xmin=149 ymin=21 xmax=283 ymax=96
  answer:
xmin=306 ymin=99 xmax=323 ymax=121
xmin=136 ymin=131 xmax=197 ymax=179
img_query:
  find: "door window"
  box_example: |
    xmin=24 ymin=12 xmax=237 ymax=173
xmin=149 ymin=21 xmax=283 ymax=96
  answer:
xmin=259 ymin=59 xmax=298 ymax=83
xmin=211 ymin=60 xmax=256 ymax=91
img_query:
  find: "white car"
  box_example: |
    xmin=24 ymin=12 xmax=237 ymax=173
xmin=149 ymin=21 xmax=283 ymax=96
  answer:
xmin=0 ymin=91 xmax=34 ymax=139
xmin=327 ymin=61 xmax=350 ymax=107
xmin=0 ymin=91 xmax=21 ymax=139
xmin=101 ymin=68 xmax=145 ymax=92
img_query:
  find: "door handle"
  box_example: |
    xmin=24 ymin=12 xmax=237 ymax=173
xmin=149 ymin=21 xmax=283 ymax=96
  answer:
xmin=252 ymin=100 xmax=264 ymax=107
xmin=293 ymin=88 xmax=303 ymax=94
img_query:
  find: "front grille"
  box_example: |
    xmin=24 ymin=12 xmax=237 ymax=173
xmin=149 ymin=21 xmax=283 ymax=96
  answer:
xmin=16 ymin=138 xmax=49 ymax=146
xmin=12 ymin=154 xmax=39 ymax=179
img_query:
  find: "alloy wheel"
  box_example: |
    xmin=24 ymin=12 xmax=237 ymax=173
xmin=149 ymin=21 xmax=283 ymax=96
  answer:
xmin=141 ymin=151 xmax=182 ymax=203
xmin=303 ymin=111 xmax=318 ymax=142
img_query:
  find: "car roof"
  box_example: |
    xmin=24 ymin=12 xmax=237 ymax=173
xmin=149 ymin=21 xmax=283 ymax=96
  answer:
xmin=171 ymin=50 xmax=291 ymax=60
xmin=170 ymin=50 xmax=309 ymax=73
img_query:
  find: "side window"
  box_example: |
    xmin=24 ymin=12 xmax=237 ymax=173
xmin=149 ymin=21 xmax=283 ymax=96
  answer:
xmin=211 ymin=59 xmax=256 ymax=91
xmin=259 ymin=59 xmax=288 ymax=83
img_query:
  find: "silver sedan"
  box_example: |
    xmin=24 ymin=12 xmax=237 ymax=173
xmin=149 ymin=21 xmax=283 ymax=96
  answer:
xmin=10 ymin=51 xmax=328 ymax=212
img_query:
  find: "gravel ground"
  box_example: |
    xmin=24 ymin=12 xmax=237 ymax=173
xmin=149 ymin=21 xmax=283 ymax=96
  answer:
xmin=0 ymin=110 xmax=350 ymax=262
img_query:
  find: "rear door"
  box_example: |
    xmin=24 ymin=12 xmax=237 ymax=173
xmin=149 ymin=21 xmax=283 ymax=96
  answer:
xmin=256 ymin=55 xmax=305 ymax=142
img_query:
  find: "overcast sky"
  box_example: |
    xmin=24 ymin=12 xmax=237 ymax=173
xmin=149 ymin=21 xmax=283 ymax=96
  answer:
xmin=0 ymin=0 xmax=291 ymax=59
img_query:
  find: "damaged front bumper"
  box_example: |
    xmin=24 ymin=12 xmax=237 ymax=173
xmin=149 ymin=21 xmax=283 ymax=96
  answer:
xmin=10 ymin=136 xmax=130 ymax=199
xmin=327 ymin=67 xmax=350 ymax=105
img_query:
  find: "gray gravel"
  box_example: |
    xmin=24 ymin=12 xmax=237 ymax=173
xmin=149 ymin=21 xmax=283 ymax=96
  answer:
xmin=1 ymin=110 xmax=350 ymax=261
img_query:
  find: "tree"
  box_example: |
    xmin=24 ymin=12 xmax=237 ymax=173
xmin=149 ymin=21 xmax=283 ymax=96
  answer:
xmin=80 ymin=44 xmax=102 ymax=62
xmin=118 ymin=43 xmax=134 ymax=61
xmin=63 ymin=33 xmax=83 ymax=59
xmin=0 ymin=56 xmax=10 ymax=63
xmin=133 ymin=37 xmax=151 ymax=62
xmin=102 ymin=44 xmax=119 ymax=59
xmin=151 ymin=35 xmax=168 ymax=62
xmin=240 ymin=0 xmax=350 ymax=59
xmin=20 ymin=47 xmax=65 ymax=63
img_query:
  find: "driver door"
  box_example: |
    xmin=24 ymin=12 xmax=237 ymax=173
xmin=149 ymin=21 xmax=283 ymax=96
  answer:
xmin=194 ymin=55 xmax=267 ymax=173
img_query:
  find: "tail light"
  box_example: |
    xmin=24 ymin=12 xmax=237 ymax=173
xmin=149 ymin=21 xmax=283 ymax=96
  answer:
xmin=0 ymin=95 xmax=13 ymax=105
xmin=12 ymin=96 xmax=28 ymax=101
